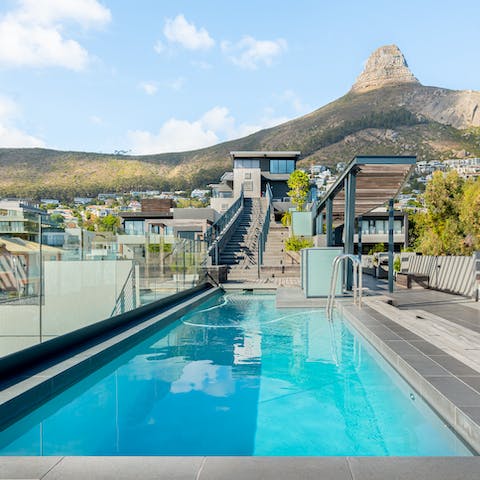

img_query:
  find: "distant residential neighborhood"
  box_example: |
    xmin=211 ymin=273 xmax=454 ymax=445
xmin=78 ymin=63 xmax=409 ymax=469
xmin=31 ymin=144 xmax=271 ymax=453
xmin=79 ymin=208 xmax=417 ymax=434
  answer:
xmin=1 ymin=156 xmax=477 ymax=253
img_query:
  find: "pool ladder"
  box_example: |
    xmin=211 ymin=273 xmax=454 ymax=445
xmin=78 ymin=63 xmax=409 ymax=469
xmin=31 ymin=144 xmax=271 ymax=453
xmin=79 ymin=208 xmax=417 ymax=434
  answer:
xmin=326 ymin=254 xmax=363 ymax=319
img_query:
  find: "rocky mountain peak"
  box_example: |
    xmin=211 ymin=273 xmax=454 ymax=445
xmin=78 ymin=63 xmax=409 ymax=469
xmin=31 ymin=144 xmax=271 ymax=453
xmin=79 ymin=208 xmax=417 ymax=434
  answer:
xmin=351 ymin=44 xmax=420 ymax=92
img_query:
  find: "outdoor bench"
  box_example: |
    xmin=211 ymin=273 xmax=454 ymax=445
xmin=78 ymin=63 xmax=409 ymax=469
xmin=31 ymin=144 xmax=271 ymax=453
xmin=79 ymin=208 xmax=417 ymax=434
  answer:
xmin=396 ymin=272 xmax=430 ymax=289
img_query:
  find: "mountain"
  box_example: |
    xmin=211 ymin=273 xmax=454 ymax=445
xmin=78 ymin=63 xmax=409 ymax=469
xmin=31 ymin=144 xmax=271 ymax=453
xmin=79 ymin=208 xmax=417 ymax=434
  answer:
xmin=1 ymin=44 xmax=480 ymax=199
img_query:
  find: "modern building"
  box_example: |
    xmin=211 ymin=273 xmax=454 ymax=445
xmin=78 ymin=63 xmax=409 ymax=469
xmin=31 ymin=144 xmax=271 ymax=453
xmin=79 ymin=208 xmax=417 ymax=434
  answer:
xmin=353 ymin=208 xmax=408 ymax=253
xmin=119 ymin=198 xmax=215 ymax=240
xmin=0 ymin=200 xmax=52 ymax=242
xmin=210 ymin=151 xmax=301 ymax=214
xmin=444 ymin=158 xmax=480 ymax=179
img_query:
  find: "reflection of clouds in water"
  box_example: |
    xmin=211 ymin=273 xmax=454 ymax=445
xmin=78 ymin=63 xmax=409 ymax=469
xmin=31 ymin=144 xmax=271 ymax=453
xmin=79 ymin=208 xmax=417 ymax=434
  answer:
xmin=233 ymin=332 xmax=261 ymax=365
xmin=122 ymin=355 xmax=186 ymax=383
xmin=171 ymin=360 xmax=234 ymax=397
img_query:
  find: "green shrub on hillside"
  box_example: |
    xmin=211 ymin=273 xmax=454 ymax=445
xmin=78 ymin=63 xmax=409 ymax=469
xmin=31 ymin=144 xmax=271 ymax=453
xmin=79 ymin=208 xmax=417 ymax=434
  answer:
xmin=303 ymin=108 xmax=423 ymax=155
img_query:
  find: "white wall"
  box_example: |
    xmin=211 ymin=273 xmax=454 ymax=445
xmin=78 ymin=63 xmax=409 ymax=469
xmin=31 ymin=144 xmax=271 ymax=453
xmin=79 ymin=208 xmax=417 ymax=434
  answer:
xmin=0 ymin=305 xmax=40 ymax=357
xmin=407 ymin=255 xmax=475 ymax=297
xmin=233 ymin=167 xmax=261 ymax=198
xmin=0 ymin=260 xmax=132 ymax=357
xmin=210 ymin=197 xmax=234 ymax=216
xmin=42 ymin=260 xmax=132 ymax=335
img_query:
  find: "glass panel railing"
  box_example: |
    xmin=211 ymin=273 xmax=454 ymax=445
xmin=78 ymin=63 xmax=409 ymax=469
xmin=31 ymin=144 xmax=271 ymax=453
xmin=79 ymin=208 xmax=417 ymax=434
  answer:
xmin=0 ymin=218 xmax=209 ymax=360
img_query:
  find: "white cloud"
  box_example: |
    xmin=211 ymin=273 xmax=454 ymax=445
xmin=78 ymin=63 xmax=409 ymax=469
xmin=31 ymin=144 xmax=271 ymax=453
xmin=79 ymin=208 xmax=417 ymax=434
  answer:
xmin=139 ymin=81 xmax=158 ymax=95
xmin=0 ymin=95 xmax=44 ymax=147
xmin=0 ymin=0 xmax=111 ymax=70
xmin=279 ymin=90 xmax=310 ymax=115
xmin=221 ymin=36 xmax=287 ymax=69
xmin=128 ymin=105 xmax=289 ymax=155
xmin=15 ymin=0 xmax=111 ymax=28
xmin=235 ymin=109 xmax=290 ymax=137
xmin=191 ymin=60 xmax=212 ymax=70
xmin=164 ymin=77 xmax=185 ymax=91
xmin=153 ymin=40 xmax=165 ymax=54
xmin=201 ymin=106 xmax=234 ymax=133
xmin=89 ymin=115 xmax=104 ymax=125
xmin=162 ymin=14 xmax=214 ymax=51
xmin=128 ymin=118 xmax=218 ymax=155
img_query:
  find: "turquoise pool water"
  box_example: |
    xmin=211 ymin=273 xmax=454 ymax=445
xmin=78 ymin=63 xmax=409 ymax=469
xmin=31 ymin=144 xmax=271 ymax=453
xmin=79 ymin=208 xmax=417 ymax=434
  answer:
xmin=0 ymin=293 xmax=472 ymax=456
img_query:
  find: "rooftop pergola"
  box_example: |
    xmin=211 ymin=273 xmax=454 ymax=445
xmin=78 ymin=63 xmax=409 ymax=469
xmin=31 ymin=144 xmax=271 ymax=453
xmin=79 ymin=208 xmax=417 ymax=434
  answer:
xmin=313 ymin=155 xmax=416 ymax=290
xmin=314 ymin=155 xmax=415 ymax=234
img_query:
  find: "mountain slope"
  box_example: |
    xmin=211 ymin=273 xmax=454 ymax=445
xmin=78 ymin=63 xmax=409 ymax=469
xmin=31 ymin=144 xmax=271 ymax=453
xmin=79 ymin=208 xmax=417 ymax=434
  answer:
xmin=1 ymin=44 xmax=480 ymax=199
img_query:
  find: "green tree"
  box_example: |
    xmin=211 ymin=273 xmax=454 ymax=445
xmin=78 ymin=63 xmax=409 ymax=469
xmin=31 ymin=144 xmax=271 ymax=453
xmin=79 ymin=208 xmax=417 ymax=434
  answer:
xmin=98 ymin=214 xmax=120 ymax=232
xmin=50 ymin=213 xmax=64 ymax=224
xmin=175 ymin=198 xmax=206 ymax=208
xmin=287 ymin=170 xmax=310 ymax=211
xmin=413 ymin=170 xmax=464 ymax=254
xmin=367 ymin=243 xmax=385 ymax=255
xmin=458 ymin=178 xmax=480 ymax=252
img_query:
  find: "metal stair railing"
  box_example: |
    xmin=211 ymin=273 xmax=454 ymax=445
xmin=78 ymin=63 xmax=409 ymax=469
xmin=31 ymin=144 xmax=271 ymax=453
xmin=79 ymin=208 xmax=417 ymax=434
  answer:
xmin=232 ymin=199 xmax=263 ymax=270
xmin=205 ymin=190 xmax=244 ymax=265
xmin=326 ymin=254 xmax=363 ymax=319
xmin=257 ymin=184 xmax=273 ymax=277
xmin=111 ymin=262 xmax=138 ymax=316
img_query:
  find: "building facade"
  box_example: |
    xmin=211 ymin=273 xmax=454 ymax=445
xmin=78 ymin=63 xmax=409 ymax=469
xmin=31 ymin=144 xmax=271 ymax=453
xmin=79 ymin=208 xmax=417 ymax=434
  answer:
xmin=210 ymin=151 xmax=301 ymax=214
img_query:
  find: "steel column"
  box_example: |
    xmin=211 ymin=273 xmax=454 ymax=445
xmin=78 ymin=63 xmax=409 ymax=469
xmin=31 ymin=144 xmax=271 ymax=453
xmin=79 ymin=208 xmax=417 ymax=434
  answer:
xmin=388 ymin=198 xmax=394 ymax=293
xmin=316 ymin=211 xmax=324 ymax=236
xmin=326 ymin=198 xmax=333 ymax=247
xmin=358 ymin=215 xmax=363 ymax=261
xmin=344 ymin=172 xmax=356 ymax=290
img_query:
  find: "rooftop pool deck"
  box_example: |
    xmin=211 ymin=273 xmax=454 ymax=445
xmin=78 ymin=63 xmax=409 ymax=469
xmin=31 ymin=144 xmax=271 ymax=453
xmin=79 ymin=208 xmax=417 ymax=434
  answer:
xmin=1 ymin=280 xmax=480 ymax=478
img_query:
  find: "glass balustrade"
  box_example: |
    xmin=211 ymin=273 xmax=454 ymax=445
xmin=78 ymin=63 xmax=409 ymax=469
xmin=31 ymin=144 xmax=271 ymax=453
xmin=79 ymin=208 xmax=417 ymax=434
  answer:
xmin=0 ymin=216 xmax=209 ymax=359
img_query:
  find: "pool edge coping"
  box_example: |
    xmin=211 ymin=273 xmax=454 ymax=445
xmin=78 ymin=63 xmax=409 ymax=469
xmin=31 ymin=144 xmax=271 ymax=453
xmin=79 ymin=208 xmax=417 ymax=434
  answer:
xmin=0 ymin=286 xmax=222 ymax=430
xmin=341 ymin=303 xmax=480 ymax=455
xmin=1 ymin=291 xmax=480 ymax=477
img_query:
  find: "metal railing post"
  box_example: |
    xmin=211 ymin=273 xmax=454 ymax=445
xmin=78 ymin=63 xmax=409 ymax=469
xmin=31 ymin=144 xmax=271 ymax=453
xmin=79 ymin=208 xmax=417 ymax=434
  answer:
xmin=327 ymin=254 xmax=363 ymax=319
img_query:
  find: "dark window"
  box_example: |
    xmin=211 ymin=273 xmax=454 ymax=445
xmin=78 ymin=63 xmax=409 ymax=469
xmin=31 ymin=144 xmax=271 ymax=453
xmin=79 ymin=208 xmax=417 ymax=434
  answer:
xmin=178 ymin=231 xmax=196 ymax=240
xmin=270 ymin=159 xmax=295 ymax=174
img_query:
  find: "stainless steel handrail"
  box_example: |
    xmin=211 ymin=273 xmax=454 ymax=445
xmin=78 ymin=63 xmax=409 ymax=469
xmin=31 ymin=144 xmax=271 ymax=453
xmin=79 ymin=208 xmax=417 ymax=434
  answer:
xmin=326 ymin=254 xmax=363 ymax=319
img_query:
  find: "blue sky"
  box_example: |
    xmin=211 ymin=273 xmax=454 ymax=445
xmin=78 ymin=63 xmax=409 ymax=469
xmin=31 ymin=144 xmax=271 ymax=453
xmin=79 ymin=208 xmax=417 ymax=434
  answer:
xmin=0 ymin=0 xmax=479 ymax=155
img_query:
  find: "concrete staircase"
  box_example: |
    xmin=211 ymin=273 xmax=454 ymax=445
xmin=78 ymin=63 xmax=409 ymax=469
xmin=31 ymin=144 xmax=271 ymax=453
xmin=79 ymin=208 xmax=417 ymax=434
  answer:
xmin=262 ymin=222 xmax=288 ymax=267
xmin=219 ymin=198 xmax=300 ymax=284
xmin=219 ymin=198 xmax=265 ymax=275
xmin=260 ymin=222 xmax=301 ymax=280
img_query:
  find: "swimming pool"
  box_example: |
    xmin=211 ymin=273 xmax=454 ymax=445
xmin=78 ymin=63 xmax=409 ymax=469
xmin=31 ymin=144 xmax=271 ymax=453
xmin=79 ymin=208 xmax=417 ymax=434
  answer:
xmin=0 ymin=292 xmax=473 ymax=455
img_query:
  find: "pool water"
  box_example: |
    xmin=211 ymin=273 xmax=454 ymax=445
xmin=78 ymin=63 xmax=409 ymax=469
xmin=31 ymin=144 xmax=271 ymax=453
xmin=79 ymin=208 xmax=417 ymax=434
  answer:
xmin=0 ymin=293 xmax=473 ymax=456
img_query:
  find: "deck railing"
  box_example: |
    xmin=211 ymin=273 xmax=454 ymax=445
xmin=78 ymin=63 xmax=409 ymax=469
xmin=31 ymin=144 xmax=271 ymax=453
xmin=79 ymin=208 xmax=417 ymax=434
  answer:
xmin=111 ymin=263 xmax=138 ymax=316
xmin=204 ymin=191 xmax=244 ymax=249
xmin=258 ymin=184 xmax=273 ymax=273
xmin=205 ymin=190 xmax=244 ymax=265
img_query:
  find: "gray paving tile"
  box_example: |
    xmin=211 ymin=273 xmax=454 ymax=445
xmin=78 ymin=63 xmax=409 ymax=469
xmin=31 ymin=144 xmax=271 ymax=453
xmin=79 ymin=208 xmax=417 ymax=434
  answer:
xmin=368 ymin=326 xmax=401 ymax=340
xmin=348 ymin=457 xmax=480 ymax=480
xmin=384 ymin=340 xmax=422 ymax=356
xmin=43 ymin=457 xmax=204 ymax=480
xmin=392 ymin=329 xmax=423 ymax=341
xmin=358 ymin=316 xmax=383 ymax=327
xmin=427 ymin=376 xmax=480 ymax=407
xmin=409 ymin=340 xmax=450 ymax=356
xmin=429 ymin=355 xmax=480 ymax=376
xmin=461 ymin=406 xmax=480 ymax=424
xmin=200 ymin=457 xmax=351 ymax=480
xmin=0 ymin=457 xmax=62 ymax=479
xmin=459 ymin=376 xmax=480 ymax=393
xmin=402 ymin=354 xmax=451 ymax=376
